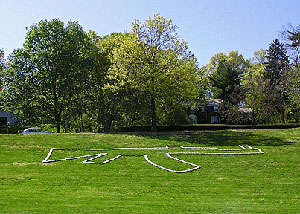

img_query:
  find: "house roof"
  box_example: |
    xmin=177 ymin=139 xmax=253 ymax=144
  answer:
xmin=238 ymin=108 xmax=252 ymax=113
xmin=207 ymin=99 xmax=222 ymax=106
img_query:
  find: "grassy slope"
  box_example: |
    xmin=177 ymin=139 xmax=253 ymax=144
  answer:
xmin=0 ymin=129 xmax=299 ymax=213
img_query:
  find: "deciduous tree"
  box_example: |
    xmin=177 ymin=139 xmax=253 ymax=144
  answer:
xmin=0 ymin=19 xmax=100 ymax=132
xmin=242 ymin=60 xmax=277 ymax=124
xmin=105 ymin=15 xmax=200 ymax=131
xmin=0 ymin=49 xmax=4 ymax=88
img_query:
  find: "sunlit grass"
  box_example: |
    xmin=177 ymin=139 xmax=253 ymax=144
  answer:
xmin=1 ymin=129 xmax=299 ymax=213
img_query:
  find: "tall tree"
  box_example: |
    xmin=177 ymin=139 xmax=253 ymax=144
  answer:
xmin=97 ymin=33 xmax=151 ymax=130
xmin=265 ymin=39 xmax=289 ymax=85
xmin=287 ymin=28 xmax=300 ymax=65
xmin=280 ymin=25 xmax=300 ymax=122
xmin=207 ymin=51 xmax=249 ymax=124
xmin=242 ymin=57 xmax=278 ymax=125
xmin=106 ymin=15 xmax=200 ymax=131
xmin=133 ymin=15 xmax=200 ymax=131
xmin=0 ymin=49 xmax=4 ymax=71
xmin=208 ymin=51 xmax=248 ymax=105
xmin=280 ymin=24 xmax=300 ymax=66
xmin=264 ymin=39 xmax=289 ymax=123
xmin=284 ymin=65 xmax=300 ymax=122
xmin=0 ymin=19 xmax=100 ymax=132
xmin=209 ymin=59 xmax=240 ymax=103
xmin=0 ymin=49 xmax=4 ymax=88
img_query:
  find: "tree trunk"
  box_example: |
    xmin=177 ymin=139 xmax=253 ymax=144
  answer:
xmin=281 ymin=110 xmax=285 ymax=124
xmin=251 ymin=109 xmax=257 ymax=128
xmin=56 ymin=121 xmax=61 ymax=133
xmin=52 ymin=73 xmax=61 ymax=133
xmin=151 ymin=96 xmax=157 ymax=132
xmin=54 ymin=101 xmax=61 ymax=133
xmin=97 ymin=108 xmax=103 ymax=133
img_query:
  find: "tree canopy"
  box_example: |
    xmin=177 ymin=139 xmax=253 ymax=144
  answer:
xmin=103 ymin=15 xmax=200 ymax=131
xmin=1 ymin=19 xmax=102 ymax=132
xmin=208 ymin=51 xmax=248 ymax=105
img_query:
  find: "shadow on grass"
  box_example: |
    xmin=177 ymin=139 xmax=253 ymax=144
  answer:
xmin=121 ymin=130 xmax=294 ymax=147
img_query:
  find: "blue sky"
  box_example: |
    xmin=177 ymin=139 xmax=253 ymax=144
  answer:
xmin=1 ymin=0 xmax=300 ymax=66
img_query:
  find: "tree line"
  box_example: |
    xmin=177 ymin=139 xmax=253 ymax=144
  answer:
xmin=0 ymin=15 xmax=299 ymax=132
xmin=0 ymin=15 xmax=200 ymax=132
xmin=203 ymin=24 xmax=300 ymax=125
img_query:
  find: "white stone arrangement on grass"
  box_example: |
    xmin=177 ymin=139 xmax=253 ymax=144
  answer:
xmin=42 ymin=145 xmax=264 ymax=173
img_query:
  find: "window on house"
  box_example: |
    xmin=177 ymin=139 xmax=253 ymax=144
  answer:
xmin=189 ymin=114 xmax=197 ymax=124
xmin=211 ymin=116 xmax=219 ymax=123
xmin=0 ymin=117 xmax=7 ymax=126
xmin=214 ymin=105 xmax=218 ymax=112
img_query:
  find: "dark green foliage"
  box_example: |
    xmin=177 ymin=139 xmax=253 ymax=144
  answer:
xmin=265 ymin=39 xmax=289 ymax=85
xmin=208 ymin=51 xmax=248 ymax=105
xmin=209 ymin=60 xmax=241 ymax=104
xmin=0 ymin=19 xmax=106 ymax=133
xmin=264 ymin=39 xmax=289 ymax=123
xmin=120 ymin=123 xmax=300 ymax=132
xmin=207 ymin=52 xmax=249 ymax=125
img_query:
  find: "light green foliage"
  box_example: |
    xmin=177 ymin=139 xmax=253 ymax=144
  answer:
xmin=132 ymin=14 xmax=200 ymax=129
xmin=242 ymin=61 xmax=274 ymax=124
xmin=284 ymin=66 xmax=300 ymax=122
xmin=252 ymin=48 xmax=266 ymax=64
xmin=95 ymin=33 xmax=149 ymax=131
xmin=286 ymin=66 xmax=300 ymax=105
xmin=1 ymin=15 xmax=201 ymax=132
xmin=101 ymin=15 xmax=200 ymax=130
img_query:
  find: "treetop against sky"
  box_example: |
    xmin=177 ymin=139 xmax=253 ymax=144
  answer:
xmin=1 ymin=0 xmax=300 ymax=66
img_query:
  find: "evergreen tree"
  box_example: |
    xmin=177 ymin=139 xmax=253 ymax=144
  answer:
xmin=265 ymin=39 xmax=289 ymax=85
xmin=264 ymin=39 xmax=289 ymax=123
xmin=209 ymin=60 xmax=240 ymax=103
xmin=208 ymin=51 xmax=247 ymax=105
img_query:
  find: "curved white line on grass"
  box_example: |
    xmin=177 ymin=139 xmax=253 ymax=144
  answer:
xmin=42 ymin=145 xmax=264 ymax=173
xmin=144 ymin=155 xmax=201 ymax=173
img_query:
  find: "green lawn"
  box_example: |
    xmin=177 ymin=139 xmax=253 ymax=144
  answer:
xmin=1 ymin=129 xmax=299 ymax=213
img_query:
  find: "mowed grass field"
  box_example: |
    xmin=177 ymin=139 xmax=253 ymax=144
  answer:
xmin=1 ymin=128 xmax=299 ymax=213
